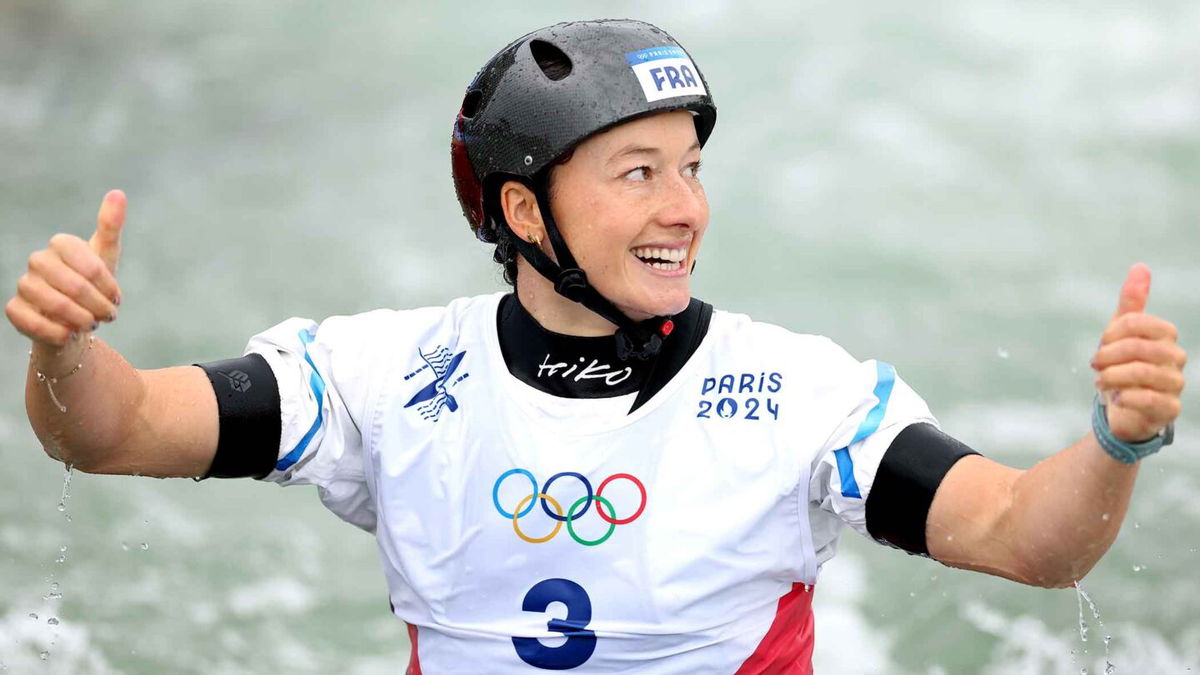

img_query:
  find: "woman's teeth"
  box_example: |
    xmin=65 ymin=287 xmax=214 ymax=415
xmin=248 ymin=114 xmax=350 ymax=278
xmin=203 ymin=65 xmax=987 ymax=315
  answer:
xmin=632 ymin=247 xmax=686 ymax=271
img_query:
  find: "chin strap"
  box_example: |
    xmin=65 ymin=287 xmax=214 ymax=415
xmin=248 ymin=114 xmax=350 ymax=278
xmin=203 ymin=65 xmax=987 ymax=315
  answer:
xmin=507 ymin=174 xmax=674 ymax=361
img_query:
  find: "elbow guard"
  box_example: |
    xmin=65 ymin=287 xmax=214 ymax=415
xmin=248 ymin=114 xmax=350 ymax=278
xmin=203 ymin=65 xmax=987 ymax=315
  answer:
xmin=865 ymin=423 xmax=980 ymax=556
xmin=195 ymin=353 xmax=281 ymax=479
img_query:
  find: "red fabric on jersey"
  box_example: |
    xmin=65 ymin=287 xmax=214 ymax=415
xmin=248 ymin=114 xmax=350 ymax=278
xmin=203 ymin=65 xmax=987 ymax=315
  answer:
xmin=734 ymin=583 xmax=815 ymax=675
xmin=406 ymin=622 xmax=423 ymax=675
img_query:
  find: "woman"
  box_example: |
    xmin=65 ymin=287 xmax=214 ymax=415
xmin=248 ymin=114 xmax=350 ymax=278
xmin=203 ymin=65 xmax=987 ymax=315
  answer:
xmin=6 ymin=19 xmax=1186 ymax=673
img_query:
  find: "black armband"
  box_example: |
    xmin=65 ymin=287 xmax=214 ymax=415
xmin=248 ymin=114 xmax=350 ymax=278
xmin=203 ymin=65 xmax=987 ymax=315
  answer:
xmin=865 ymin=423 xmax=979 ymax=556
xmin=195 ymin=353 xmax=281 ymax=480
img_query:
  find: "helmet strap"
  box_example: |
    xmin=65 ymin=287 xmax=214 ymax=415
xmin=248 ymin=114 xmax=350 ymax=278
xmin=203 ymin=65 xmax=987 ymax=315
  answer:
xmin=505 ymin=174 xmax=673 ymax=361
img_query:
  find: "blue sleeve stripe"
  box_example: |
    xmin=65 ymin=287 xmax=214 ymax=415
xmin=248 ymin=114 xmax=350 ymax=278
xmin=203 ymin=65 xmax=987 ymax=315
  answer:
xmin=834 ymin=361 xmax=897 ymax=500
xmin=832 ymin=448 xmax=861 ymax=499
xmin=276 ymin=328 xmax=326 ymax=472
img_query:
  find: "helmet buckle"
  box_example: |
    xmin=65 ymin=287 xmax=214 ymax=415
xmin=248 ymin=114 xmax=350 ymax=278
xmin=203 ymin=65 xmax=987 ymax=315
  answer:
xmin=554 ymin=268 xmax=589 ymax=301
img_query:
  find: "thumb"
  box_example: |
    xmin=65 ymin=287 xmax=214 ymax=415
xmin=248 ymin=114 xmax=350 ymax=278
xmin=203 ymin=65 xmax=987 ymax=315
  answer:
xmin=88 ymin=189 xmax=126 ymax=273
xmin=1113 ymin=262 xmax=1151 ymax=318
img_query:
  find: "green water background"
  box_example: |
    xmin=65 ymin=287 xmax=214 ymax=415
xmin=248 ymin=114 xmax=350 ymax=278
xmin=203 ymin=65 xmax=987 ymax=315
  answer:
xmin=1 ymin=1 xmax=1197 ymax=672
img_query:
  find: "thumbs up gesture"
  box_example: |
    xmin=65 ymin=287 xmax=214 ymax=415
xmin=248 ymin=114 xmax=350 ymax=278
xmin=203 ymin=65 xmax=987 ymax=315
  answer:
xmin=5 ymin=191 xmax=125 ymax=346
xmin=1091 ymin=263 xmax=1187 ymax=443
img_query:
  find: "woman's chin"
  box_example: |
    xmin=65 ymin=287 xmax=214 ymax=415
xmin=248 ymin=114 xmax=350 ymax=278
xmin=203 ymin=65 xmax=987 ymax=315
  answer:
xmin=620 ymin=290 xmax=692 ymax=321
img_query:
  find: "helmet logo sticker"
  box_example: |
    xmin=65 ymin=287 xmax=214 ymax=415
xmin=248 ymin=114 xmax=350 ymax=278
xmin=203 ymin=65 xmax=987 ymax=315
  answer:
xmin=625 ymin=46 xmax=706 ymax=103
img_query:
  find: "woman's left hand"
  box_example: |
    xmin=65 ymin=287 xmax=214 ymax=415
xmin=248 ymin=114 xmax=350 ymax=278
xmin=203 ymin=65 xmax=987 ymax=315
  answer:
xmin=1091 ymin=263 xmax=1187 ymax=442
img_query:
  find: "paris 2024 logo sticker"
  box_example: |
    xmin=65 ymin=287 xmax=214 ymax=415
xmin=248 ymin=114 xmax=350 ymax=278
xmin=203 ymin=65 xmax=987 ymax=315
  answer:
xmin=403 ymin=345 xmax=469 ymax=422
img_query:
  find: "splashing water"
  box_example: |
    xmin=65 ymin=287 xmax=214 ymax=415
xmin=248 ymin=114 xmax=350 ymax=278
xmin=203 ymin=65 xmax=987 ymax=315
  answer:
xmin=39 ymin=465 xmax=74 ymax=638
xmin=1074 ymin=581 xmax=1115 ymax=673
xmin=1076 ymin=590 xmax=1088 ymax=642
xmin=57 ymin=466 xmax=73 ymax=516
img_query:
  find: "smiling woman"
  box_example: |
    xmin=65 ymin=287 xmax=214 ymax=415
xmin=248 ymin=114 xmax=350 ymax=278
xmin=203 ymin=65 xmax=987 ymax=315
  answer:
xmin=4 ymin=13 xmax=1191 ymax=675
xmin=503 ymin=111 xmax=708 ymax=329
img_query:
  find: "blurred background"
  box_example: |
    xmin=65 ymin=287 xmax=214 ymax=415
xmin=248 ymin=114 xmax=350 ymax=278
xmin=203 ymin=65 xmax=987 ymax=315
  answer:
xmin=1 ymin=1 xmax=1197 ymax=672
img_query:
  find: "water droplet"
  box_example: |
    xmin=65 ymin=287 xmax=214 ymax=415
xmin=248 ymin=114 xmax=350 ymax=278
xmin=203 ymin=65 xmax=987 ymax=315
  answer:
xmin=1074 ymin=581 xmax=1112 ymax=668
xmin=58 ymin=468 xmax=73 ymax=516
xmin=39 ymin=652 xmax=48 ymax=661
xmin=28 ymin=613 xmax=38 ymax=621
xmin=1132 ymin=564 xmax=1144 ymax=572
xmin=47 ymin=617 xmax=59 ymax=626
xmin=140 ymin=542 xmax=149 ymax=551
xmin=121 ymin=542 xmax=129 ymax=551
xmin=1081 ymin=668 xmax=1088 ymax=674
xmin=996 ymin=347 xmax=1010 ymax=359
xmin=1133 ymin=521 xmax=1139 ymax=529
xmin=1101 ymin=513 xmax=1110 ymax=521
xmin=1105 ymin=664 xmax=1115 ymax=674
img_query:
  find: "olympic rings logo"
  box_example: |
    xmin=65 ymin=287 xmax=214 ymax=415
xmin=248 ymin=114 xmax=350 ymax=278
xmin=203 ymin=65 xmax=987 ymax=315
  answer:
xmin=492 ymin=469 xmax=647 ymax=546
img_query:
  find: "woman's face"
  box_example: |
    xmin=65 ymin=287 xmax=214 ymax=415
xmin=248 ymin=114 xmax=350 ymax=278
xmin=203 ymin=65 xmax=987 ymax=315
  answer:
xmin=549 ymin=110 xmax=708 ymax=321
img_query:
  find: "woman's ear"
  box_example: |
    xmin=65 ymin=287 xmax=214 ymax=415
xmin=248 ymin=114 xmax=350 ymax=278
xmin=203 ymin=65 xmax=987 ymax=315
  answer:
xmin=500 ymin=180 xmax=546 ymax=245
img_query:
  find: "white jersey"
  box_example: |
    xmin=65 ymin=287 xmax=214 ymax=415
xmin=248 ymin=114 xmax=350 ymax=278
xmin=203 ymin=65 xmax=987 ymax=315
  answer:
xmin=244 ymin=293 xmax=936 ymax=674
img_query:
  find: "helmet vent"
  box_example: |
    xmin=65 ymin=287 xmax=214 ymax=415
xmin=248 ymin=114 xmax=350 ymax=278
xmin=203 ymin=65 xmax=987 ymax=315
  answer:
xmin=530 ymin=40 xmax=572 ymax=81
xmin=460 ymin=89 xmax=483 ymax=119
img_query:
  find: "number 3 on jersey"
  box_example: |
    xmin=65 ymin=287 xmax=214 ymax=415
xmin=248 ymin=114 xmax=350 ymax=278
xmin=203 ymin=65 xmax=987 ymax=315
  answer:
xmin=512 ymin=578 xmax=596 ymax=670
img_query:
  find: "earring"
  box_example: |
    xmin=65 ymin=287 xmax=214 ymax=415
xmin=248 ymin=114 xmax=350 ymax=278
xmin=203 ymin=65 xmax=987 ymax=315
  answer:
xmin=527 ymin=231 xmax=543 ymax=246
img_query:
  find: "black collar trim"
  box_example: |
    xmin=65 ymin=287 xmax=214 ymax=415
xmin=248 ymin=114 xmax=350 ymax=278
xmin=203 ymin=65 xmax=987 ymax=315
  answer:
xmin=496 ymin=294 xmax=711 ymax=408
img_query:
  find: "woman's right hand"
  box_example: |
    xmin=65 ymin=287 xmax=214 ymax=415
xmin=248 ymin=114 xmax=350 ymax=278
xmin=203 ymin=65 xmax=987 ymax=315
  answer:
xmin=6 ymin=190 xmax=125 ymax=346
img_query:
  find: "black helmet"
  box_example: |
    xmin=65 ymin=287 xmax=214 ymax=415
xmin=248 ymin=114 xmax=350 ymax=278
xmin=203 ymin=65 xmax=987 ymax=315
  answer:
xmin=450 ymin=19 xmax=717 ymax=360
xmin=452 ymin=19 xmax=717 ymax=237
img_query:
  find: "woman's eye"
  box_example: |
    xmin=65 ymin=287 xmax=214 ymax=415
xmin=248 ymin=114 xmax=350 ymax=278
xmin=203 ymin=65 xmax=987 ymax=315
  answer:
xmin=684 ymin=161 xmax=702 ymax=179
xmin=624 ymin=166 xmax=651 ymax=182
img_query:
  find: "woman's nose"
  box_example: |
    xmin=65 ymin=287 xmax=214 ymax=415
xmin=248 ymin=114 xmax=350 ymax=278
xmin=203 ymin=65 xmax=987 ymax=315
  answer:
xmin=655 ymin=173 xmax=707 ymax=230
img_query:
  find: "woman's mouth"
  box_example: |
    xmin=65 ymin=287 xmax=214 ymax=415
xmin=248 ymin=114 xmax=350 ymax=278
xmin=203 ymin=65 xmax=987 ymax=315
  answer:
xmin=631 ymin=246 xmax=687 ymax=272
